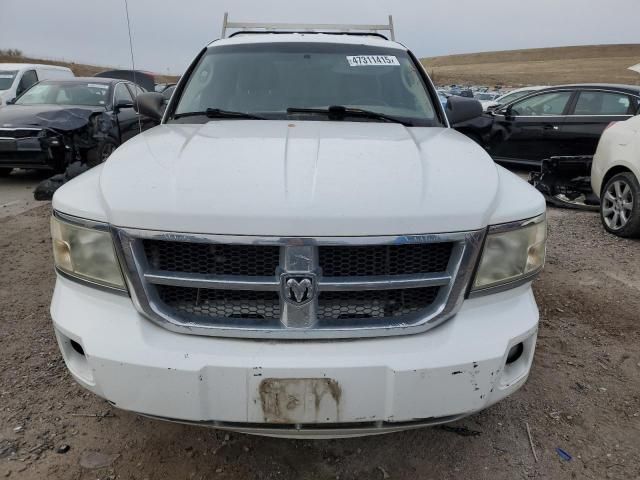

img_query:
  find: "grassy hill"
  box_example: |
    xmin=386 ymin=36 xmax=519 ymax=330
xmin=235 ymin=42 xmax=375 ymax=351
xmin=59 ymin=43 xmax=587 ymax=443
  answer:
xmin=421 ymin=44 xmax=640 ymax=87
xmin=0 ymin=50 xmax=178 ymax=84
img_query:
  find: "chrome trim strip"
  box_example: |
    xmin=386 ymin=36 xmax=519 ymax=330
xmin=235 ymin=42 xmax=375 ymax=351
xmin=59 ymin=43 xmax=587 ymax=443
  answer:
xmin=488 ymin=213 xmax=545 ymax=234
xmin=53 ymin=210 xmax=111 ymax=232
xmin=113 ymin=227 xmax=471 ymax=245
xmin=496 ymin=87 xmax=640 ymax=112
xmin=144 ymin=271 xmax=279 ymax=291
xmin=319 ymin=273 xmax=451 ymax=291
xmin=113 ymin=227 xmax=486 ymax=339
xmin=144 ymin=271 xmax=451 ymax=292
xmin=499 ymin=114 xmax=634 ymax=119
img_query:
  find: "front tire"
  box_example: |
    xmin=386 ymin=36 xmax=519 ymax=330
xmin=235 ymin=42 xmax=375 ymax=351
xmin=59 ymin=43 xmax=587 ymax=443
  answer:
xmin=600 ymin=172 xmax=640 ymax=238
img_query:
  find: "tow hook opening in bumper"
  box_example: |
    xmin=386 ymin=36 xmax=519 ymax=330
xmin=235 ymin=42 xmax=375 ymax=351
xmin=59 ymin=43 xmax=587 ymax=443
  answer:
xmin=55 ymin=328 xmax=94 ymax=386
xmin=500 ymin=333 xmax=536 ymax=389
xmin=70 ymin=339 xmax=85 ymax=356
xmin=506 ymin=342 xmax=524 ymax=365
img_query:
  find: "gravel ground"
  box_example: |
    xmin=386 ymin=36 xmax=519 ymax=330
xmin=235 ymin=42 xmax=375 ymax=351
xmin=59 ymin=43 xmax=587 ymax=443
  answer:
xmin=0 ymin=170 xmax=47 ymax=219
xmin=0 ymin=204 xmax=639 ymax=480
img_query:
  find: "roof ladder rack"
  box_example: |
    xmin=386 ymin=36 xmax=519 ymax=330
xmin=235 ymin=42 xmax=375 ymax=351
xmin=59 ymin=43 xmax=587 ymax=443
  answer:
xmin=220 ymin=13 xmax=395 ymax=41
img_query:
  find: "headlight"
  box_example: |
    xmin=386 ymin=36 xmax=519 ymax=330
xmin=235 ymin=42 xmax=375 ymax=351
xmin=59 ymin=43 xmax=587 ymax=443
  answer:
xmin=51 ymin=214 xmax=126 ymax=291
xmin=472 ymin=214 xmax=546 ymax=292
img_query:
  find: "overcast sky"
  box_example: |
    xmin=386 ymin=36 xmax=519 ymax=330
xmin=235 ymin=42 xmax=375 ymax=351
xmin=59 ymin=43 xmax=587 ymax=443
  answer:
xmin=1 ymin=0 xmax=638 ymax=75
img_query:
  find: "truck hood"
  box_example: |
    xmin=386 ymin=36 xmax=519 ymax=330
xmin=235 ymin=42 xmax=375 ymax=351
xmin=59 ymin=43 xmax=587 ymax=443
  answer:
xmin=97 ymin=121 xmax=501 ymax=236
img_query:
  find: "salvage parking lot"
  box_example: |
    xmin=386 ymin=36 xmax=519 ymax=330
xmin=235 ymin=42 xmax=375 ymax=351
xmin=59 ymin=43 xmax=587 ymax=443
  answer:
xmin=0 ymin=202 xmax=638 ymax=480
xmin=0 ymin=170 xmax=45 ymax=219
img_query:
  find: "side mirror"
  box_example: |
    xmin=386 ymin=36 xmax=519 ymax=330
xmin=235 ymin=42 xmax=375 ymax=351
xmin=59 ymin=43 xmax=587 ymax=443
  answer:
xmin=114 ymin=100 xmax=134 ymax=111
xmin=446 ymin=96 xmax=483 ymax=124
xmin=134 ymin=92 xmax=165 ymax=121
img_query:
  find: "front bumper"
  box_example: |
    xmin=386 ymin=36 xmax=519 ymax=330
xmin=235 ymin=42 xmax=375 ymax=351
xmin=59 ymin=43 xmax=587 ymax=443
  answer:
xmin=51 ymin=276 xmax=538 ymax=438
xmin=0 ymin=130 xmax=68 ymax=170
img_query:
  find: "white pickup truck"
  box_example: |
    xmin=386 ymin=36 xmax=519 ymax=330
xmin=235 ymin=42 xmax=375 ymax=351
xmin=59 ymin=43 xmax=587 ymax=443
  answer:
xmin=49 ymin=20 xmax=547 ymax=438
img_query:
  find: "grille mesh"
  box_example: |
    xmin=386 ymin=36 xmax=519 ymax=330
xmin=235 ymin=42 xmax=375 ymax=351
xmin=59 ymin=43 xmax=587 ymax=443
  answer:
xmin=143 ymin=240 xmax=280 ymax=276
xmin=157 ymin=285 xmax=280 ymax=320
xmin=0 ymin=129 xmax=41 ymax=139
xmin=319 ymin=243 xmax=453 ymax=277
xmin=141 ymin=239 xmax=453 ymax=328
xmin=317 ymin=287 xmax=440 ymax=319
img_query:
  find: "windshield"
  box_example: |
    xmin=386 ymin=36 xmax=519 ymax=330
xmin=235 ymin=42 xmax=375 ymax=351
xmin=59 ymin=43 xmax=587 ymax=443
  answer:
xmin=15 ymin=81 xmax=110 ymax=107
xmin=173 ymin=43 xmax=440 ymax=126
xmin=0 ymin=71 xmax=17 ymax=91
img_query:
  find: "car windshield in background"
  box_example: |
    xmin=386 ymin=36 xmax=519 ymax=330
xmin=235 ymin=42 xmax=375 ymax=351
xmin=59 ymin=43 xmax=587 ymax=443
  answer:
xmin=497 ymin=90 xmax=532 ymax=105
xmin=15 ymin=81 xmax=110 ymax=107
xmin=0 ymin=70 xmax=17 ymax=90
xmin=173 ymin=43 xmax=440 ymax=126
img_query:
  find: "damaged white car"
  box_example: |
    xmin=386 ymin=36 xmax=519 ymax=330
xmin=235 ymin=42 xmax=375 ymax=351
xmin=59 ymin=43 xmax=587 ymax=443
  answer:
xmin=49 ymin=19 xmax=547 ymax=438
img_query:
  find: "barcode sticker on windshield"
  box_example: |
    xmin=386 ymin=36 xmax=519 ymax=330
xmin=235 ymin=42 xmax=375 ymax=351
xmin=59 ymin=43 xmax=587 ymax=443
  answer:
xmin=87 ymin=83 xmax=109 ymax=89
xmin=0 ymin=75 xmax=14 ymax=79
xmin=347 ymin=55 xmax=400 ymax=67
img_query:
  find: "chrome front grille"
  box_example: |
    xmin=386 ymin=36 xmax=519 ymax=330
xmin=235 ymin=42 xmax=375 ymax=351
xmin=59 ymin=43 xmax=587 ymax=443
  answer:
xmin=0 ymin=127 xmax=43 ymax=139
xmin=115 ymin=230 xmax=485 ymax=339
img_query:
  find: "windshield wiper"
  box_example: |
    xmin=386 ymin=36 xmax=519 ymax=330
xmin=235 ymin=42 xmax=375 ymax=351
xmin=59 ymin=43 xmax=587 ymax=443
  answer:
xmin=173 ymin=108 xmax=266 ymax=120
xmin=286 ymin=106 xmax=414 ymax=126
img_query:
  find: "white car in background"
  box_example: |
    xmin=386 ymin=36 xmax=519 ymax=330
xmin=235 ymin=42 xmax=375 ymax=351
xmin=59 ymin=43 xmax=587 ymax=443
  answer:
xmin=482 ymin=86 xmax=546 ymax=111
xmin=591 ymin=115 xmax=640 ymax=237
xmin=0 ymin=63 xmax=74 ymax=106
xmin=474 ymin=91 xmax=501 ymax=110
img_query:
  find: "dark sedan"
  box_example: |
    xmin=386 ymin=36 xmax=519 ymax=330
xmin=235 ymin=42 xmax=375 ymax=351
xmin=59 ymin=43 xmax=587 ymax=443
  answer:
xmin=0 ymin=77 xmax=156 ymax=175
xmin=455 ymin=84 xmax=640 ymax=167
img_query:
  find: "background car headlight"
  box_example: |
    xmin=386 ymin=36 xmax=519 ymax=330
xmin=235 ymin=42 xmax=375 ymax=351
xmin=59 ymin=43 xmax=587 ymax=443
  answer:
xmin=51 ymin=215 xmax=126 ymax=291
xmin=472 ymin=214 xmax=547 ymax=292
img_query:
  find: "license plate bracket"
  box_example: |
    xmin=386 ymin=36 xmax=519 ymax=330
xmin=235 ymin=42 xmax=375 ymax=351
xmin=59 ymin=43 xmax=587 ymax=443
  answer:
xmin=258 ymin=378 xmax=342 ymax=424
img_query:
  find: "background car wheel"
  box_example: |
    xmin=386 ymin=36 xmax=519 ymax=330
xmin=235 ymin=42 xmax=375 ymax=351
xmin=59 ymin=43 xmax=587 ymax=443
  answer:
xmin=600 ymin=172 xmax=640 ymax=238
xmin=0 ymin=168 xmax=13 ymax=177
xmin=87 ymin=139 xmax=118 ymax=168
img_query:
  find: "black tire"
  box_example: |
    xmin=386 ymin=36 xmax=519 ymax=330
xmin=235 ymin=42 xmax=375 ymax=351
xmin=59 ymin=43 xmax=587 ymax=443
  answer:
xmin=600 ymin=172 xmax=640 ymax=238
xmin=0 ymin=168 xmax=12 ymax=177
xmin=87 ymin=139 xmax=118 ymax=168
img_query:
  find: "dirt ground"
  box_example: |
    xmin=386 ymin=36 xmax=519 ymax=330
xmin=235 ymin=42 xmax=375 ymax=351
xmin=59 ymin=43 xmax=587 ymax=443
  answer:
xmin=1 ymin=204 xmax=639 ymax=480
xmin=0 ymin=170 xmax=46 ymax=220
